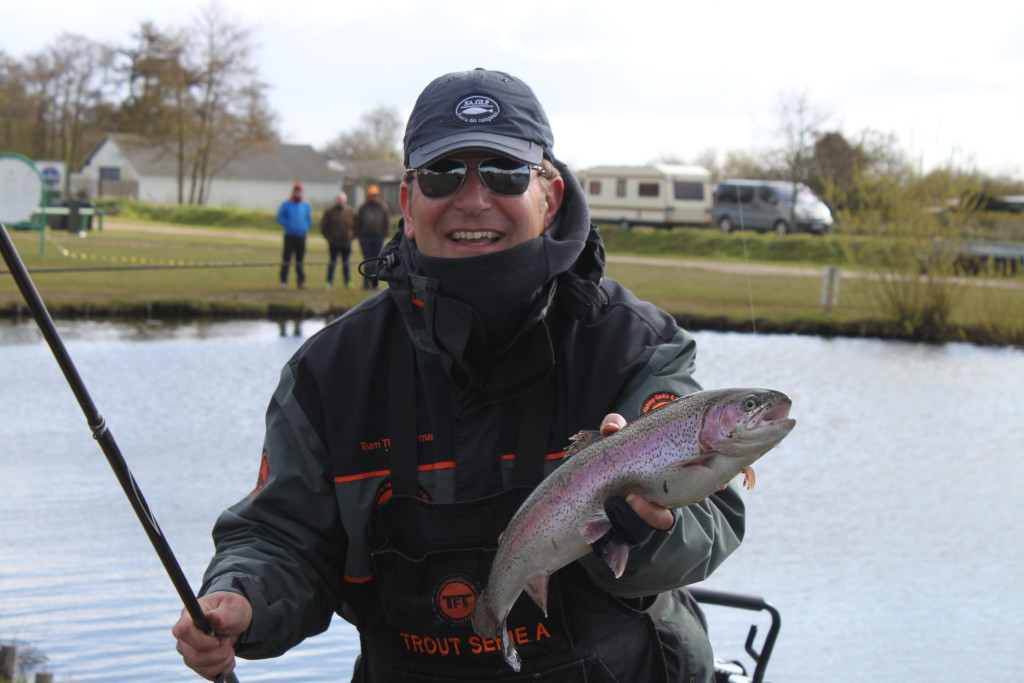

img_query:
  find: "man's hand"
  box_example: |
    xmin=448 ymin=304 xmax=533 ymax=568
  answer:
xmin=599 ymin=413 xmax=674 ymax=531
xmin=172 ymin=591 xmax=253 ymax=681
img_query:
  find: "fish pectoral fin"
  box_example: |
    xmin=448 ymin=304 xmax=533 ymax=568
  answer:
xmin=524 ymin=572 xmax=551 ymax=616
xmin=741 ymin=467 xmax=755 ymax=490
xmin=564 ymin=429 xmax=602 ymax=458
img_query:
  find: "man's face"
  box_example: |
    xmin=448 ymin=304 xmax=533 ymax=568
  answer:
xmin=400 ymin=151 xmax=564 ymax=259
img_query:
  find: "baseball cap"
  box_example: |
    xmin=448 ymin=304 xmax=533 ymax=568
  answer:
xmin=403 ymin=69 xmax=555 ymax=168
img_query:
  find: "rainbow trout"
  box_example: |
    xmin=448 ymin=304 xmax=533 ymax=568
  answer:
xmin=470 ymin=387 xmax=796 ymax=671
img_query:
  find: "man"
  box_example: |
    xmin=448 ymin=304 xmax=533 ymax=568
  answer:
xmin=276 ymin=182 xmax=312 ymax=289
xmin=354 ymin=184 xmax=391 ymax=289
xmin=173 ymin=69 xmax=743 ymax=682
xmin=321 ymin=191 xmax=357 ymax=289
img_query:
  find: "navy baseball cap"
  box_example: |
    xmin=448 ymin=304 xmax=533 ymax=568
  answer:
xmin=403 ymin=69 xmax=555 ymax=168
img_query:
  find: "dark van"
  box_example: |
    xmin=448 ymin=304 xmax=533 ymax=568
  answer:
xmin=713 ymin=180 xmax=833 ymax=235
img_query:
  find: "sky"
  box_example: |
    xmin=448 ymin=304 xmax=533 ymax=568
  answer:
xmin=4 ymin=0 xmax=1024 ymax=180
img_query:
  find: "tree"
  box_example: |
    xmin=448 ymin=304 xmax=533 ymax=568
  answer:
xmin=183 ymin=1 xmax=276 ymax=204
xmin=772 ymin=89 xmax=830 ymax=183
xmin=322 ymin=105 xmax=402 ymax=162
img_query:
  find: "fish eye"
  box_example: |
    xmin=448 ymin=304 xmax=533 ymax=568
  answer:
xmin=743 ymin=397 xmax=759 ymax=411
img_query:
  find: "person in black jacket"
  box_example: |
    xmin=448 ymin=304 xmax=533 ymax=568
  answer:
xmin=173 ymin=68 xmax=744 ymax=683
xmin=354 ymin=185 xmax=391 ymax=290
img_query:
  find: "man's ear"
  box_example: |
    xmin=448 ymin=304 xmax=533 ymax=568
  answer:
xmin=399 ymin=182 xmax=416 ymax=239
xmin=544 ymin=176 xmax=565 ymax=227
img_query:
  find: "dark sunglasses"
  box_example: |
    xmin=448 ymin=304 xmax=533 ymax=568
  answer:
xmin=408 ymin=157 xmax=544 ymax=199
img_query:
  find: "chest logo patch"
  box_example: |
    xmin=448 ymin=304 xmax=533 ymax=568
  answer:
xmin=641 ymin=391 xmax=680 ymax=414
xmin=433 ymin=574 xmax=480 ymax=626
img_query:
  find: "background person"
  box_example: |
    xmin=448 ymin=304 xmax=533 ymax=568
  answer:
xmin=354 ymin=184 xmax=391 ymax=289
xmin=276 ymin=181 xmax=312 ymax=289
xmin=173 ymin=68 xmax=743 ymax=682
xmin=320 ymin=191 xmax=357 ymax=288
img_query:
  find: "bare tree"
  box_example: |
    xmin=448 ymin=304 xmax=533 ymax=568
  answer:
xmin=322 ymin=105 xmax=402 ymax=162
xmin=184 ymin=1 xmax=276 ymax=204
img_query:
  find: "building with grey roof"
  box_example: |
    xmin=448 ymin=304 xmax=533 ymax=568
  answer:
xmin=73 ymin=134 xmax=345 ymax=211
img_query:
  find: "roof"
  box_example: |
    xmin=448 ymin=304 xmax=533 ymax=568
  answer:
xmin=88 ymin=134 xmax=342 ymax=184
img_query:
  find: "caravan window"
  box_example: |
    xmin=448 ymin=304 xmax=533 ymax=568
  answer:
xmin=638 ymin=182 xmax=660 ymax=197
xmin=616 ymin=179 xmax=627 ymax=197
xmin=674 ymin=181 xmax=704 ymax=201
xmin=588 ymin=180 xmax=602 ymax=195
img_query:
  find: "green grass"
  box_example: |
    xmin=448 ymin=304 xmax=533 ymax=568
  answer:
xmin=2 ymin=219 xmax=1022 ymax=346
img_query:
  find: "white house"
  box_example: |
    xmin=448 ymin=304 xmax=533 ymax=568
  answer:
xmin=72 ymin=134 xmax=344 ymax=211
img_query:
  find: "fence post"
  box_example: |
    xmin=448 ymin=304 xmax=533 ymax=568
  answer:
xmin=820 ymin=266 xmax=840 ymax=310
xmin=1 ymin=644 xmax=16 ymax=680
xmin=36 ymin=673 xmax=55 ymax=683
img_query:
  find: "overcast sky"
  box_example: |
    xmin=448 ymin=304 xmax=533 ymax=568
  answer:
xmin=5 ymin=0 xmax=1023 ymax=180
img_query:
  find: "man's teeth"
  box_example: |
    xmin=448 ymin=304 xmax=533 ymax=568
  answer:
xmin=450 ymin=230 xmax=500 ymax=241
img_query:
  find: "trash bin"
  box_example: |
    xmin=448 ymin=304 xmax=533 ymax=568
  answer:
xmin=47 ymin=199 xmax=69 ymax=231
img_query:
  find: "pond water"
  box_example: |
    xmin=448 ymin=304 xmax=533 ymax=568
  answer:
xmin=0 ymin=319 xmax=1021 ymax=682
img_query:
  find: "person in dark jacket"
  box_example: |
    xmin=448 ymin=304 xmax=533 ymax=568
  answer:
xmin=321 ymin=192 xmax=357 ymax=288
xmin=276 ymin=181 xmax=312 ymax=289
xmin=173 ymin=69 xmax=744 ymax=683
xmin=354 ymin=185 xmax=391 ymax=289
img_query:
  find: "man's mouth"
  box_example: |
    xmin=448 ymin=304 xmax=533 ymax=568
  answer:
xmin=448 ymin=230 xmax=502 ymax=245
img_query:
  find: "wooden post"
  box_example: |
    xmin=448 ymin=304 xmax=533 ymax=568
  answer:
xmin=36 ymin=673 xmax=55 ymax=683
xmin=0 ymin=644 xmax=16 ymax=680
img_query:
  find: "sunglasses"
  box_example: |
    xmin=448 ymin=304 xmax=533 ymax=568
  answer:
xmin=408 ymin=157 xmax=544 ymax=199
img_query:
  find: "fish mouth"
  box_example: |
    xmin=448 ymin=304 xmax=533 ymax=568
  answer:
xmin=738 ymin=396 xmax=796 ymax=442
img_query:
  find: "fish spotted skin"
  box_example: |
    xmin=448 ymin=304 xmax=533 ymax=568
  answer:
xmin=470 ymin=387 xmax=796 ymax=671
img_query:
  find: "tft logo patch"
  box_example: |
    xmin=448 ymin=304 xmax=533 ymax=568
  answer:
xmin=433 ymin=575 xmax=480 ymax=626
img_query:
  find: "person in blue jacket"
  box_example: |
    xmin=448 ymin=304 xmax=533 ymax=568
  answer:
xmin=276 ymin=182 xmax=312 ymax=289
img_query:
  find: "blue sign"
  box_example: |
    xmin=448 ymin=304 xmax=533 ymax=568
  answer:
xmin=41 ymin=165 xmax=61 ymax=188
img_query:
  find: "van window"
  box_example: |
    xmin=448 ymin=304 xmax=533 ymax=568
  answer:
xmin=737 ymin=186 xmax=754 ymax=204
xmin=616 ymin=179 xmax=626 ymax=197
xmin=674 ymin=181 xmax=704 ymax=201
xmin=717 ymin=185 xmax=738 ymax=203
xmin=638 ymin=182 xmax=660 ymax=197
xmin=588 ymin=180 xmax=602 ymax=195
xmin=759 ymin=186 xmax=776 ymax=203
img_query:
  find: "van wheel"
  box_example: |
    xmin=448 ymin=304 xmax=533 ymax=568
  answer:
xmin=773 ymin=220 xmax=789 ymax=235
xmin=718 ymin=217 xmax=733 ymax=233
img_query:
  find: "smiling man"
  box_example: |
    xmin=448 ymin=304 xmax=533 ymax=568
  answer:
xmin=173 ymin=69 xmax=744 ymax=682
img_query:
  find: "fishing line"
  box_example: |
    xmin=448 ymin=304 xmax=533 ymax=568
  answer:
xmin=0 ymin=222 xmax=239 ymax=683
xmin=734 ymin=188 xmax=758 ymax=334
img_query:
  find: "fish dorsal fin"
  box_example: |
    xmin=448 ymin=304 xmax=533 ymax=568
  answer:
xmin=564 ymin=429 xmax=602 ymax=459
xmin=523 ymin=572 xmax=551 ymax=616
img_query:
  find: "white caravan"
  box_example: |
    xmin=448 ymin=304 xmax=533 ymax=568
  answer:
xmin=576 ymin=164 xmax=713 ymax=229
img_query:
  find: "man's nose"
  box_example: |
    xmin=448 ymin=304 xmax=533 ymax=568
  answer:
xmin=452 ymin=166 xmax=491 ymax=208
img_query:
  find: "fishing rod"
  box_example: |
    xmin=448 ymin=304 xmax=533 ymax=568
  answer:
xmin=0 ymin=222 xmax=240 ymax=683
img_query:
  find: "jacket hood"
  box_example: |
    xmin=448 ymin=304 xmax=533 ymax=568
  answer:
xmin=374 ymin=161 xmax=606 ymax=397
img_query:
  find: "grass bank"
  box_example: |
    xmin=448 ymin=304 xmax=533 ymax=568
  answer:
xmin=2 ymin=212 xmax=1022 ymax=346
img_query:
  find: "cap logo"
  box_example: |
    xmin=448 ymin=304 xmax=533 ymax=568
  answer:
xmin=454 ymin=95 xmax=500 ymax=124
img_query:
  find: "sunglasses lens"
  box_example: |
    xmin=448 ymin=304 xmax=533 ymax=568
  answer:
xmin=478 ymin=158 xmax=533 ymax=196
xmin=414 ymin=157 xmax=536 ymax=198
xmin=417 ymin=159 xmax=468 ymax=198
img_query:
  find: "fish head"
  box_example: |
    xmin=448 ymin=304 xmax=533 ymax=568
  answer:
xmin=698 ymin=388 xmax=796 ymax=461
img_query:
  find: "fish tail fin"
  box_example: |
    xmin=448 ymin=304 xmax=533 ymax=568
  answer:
xmin=470 ymin=592 xmax=502 ymax=639
xmin=503 ymin=629 xmax=522 ymax=672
